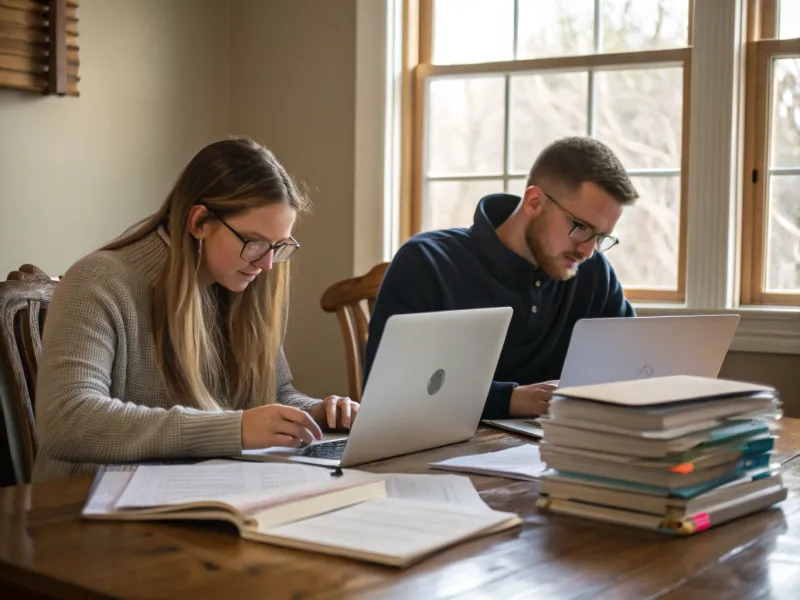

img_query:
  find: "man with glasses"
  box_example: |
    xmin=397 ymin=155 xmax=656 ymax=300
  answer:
xmin=365 ymin=137 xmax=638 ymax=418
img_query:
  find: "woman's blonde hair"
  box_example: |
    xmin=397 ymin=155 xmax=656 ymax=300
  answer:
xmin=103 ymin=137 xmax=311 ymax=411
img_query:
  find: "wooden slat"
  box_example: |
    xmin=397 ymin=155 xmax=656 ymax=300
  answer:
xmin=0 ymin=52 xmax=44 ymax=72
xmin=0 ymin=53 xmax=77 ymax=75
xmin=0 ymin=21 xmax=80 ymax=45
xmin=0 ymin=9 xmax=79 ymax=34
xmin=0 ymin=0 xmax=46 ymax=13
xmin=0 ymin=67 xmax=43 ymax=90
xmin=0 ymin=6 xmax=46 ymax=27
xmin=1 ymin=0 xmax=78 ymax=14
xmin=0 ymin=37 xmax=45 ymax=58
xmin=0 ymin=67 xmax=76 ymax=92
xmin=0 ymin=21 xmax=46 ymax=43
xmin=0 ymin=41 xmax=79 ymax=64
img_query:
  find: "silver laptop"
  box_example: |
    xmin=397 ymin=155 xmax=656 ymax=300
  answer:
xmin=243 ymin=307 xmax=513 ymax=467
xmin=484 ymin=314 xmax=741 ymax=438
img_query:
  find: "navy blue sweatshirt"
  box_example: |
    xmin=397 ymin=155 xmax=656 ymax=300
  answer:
xmin=363 ymin=193 xmax=635 ymax=419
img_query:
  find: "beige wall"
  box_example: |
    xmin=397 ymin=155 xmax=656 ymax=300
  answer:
xmin=721 ymin=352 xmax=800 ymax=417
xmin=230 ymin=0 xmax=357 ymax=399
xmin=0 ymin=0 xmax=230 ymax=278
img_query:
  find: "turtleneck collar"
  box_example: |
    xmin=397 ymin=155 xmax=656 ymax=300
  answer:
xmin=156 ymin=225 xmax=170 ymax=247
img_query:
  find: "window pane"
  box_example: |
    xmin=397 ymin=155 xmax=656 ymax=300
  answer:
xmin=595 ymin=67 xmax=683 ymax=170
xmin=432 ymin=0 xmax=514 ymax=65
xmin=765 ymin=175 xmax=800 ymax=292
xmin=601 ymin=0 xmax=689 ymax=52
xmin=507 ymin=177 xmax=528 ymax=197
xmin=769 ymin=58 xmax=800 ymax=169
xmin=516 ymin=0 xmax=594 ymax=60
xmin=509 ymin=72 xmax=588 ymax=173
xmin=780 ymin=0 xmax=800 ymax=40
xmin=426 ymin=179 xmax=504 ymax=230
xmin=606 ymin=175 xmax=680 ymax=290
xmin=427 ymin=77 xmax=506 ymax=176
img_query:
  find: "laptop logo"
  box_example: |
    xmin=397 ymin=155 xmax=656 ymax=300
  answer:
xmin=427 ymin=369 xmax=446 ymax=395
xmin=636 ymin=364 xmax=655 ymax=379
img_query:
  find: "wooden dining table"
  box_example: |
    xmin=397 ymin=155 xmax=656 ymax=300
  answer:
xmin=1 ymin=419 xmax=799 ymax=600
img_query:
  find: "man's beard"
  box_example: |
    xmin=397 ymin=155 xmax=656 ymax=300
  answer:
xmin=525 ymin=220 xmax=582 ymax=281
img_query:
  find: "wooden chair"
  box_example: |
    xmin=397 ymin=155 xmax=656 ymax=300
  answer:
xmin=0 ymin=266 xmax=58 ymax=485
xmin=320 ymin=263 xmax=389 ymax=402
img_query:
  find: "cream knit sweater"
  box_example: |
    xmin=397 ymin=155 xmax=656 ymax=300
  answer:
xmin=32 ymin=231 xmax=319 ymax=482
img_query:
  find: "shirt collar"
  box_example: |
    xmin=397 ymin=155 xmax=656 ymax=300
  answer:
xmin=471 ymin=193 xmax=552 ymax=287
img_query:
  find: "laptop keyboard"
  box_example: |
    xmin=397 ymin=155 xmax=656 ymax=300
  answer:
xmin=296 ymin=439 xmax=348 ymax=459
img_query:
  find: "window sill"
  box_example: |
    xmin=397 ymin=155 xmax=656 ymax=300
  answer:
xmin=633 ymin=304 xmax=800 ymax=355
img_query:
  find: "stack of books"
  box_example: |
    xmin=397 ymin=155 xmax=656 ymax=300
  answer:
xmin=535 ymin=375 xmax=788 ymax=534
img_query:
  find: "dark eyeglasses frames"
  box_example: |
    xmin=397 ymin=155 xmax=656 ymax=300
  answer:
xmin=541 ymin=191 xmax=619 ymax=253
xmin=213 ymin=213 xmax=300 ymax=263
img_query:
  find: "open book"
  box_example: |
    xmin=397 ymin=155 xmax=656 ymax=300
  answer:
xmin=83 ymin=462 xmax=522 ymax=568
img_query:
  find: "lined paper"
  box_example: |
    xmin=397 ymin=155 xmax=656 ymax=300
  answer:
xmin=113 ymin=463 xmax=336 ymax=509
xmin=261 ymin=497 xmax=514 ymax=560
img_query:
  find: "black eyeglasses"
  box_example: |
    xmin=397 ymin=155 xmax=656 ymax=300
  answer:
xmin=541 ymin=190 xmax=619 ymax=253
xmin=213 ymin=214 xmax=300 ymax=264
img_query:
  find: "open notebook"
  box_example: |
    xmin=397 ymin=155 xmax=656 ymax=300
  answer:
xmin=83 ymin=462 xmax=522 ymax=568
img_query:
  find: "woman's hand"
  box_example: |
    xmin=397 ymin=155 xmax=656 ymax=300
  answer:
xmin=308 ymin=395 xmax=360 ymax=431
xmin=241 ymin=404 xmax=323 ymax=450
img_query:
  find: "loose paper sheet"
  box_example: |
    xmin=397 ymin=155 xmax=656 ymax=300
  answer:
xmin=384 ymin=473 xmax=491 ymax=512
xmin=430 ymin=444 xmax=548 ymax=481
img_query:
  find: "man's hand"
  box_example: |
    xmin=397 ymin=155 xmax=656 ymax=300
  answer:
xmin=509 ymin=381 xmax=559 ymax=417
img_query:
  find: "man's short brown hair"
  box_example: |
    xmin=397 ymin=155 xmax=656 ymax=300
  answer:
xmin=526 ymin=137 xmax=638 ymax=205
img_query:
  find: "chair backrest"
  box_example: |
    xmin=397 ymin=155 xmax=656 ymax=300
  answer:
xmin=320 ymin=263 xmax=389 ymax=402
xmin=0 ymin=268 xmax=58 ymax=485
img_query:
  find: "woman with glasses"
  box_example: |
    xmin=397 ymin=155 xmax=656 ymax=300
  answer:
xmin=32 ymin=138 xmax=357 ymax=482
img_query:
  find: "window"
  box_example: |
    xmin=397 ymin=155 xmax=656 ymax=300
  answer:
xmin=381 ymin=0 xmax=800 ymax=352
xmin=0 ymin=0 xmax=80 ymax=96
xmin=742 ymin=0 xmax=800 ymax=305
xmin=401 ymin=0 xmax=693 ymax=302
